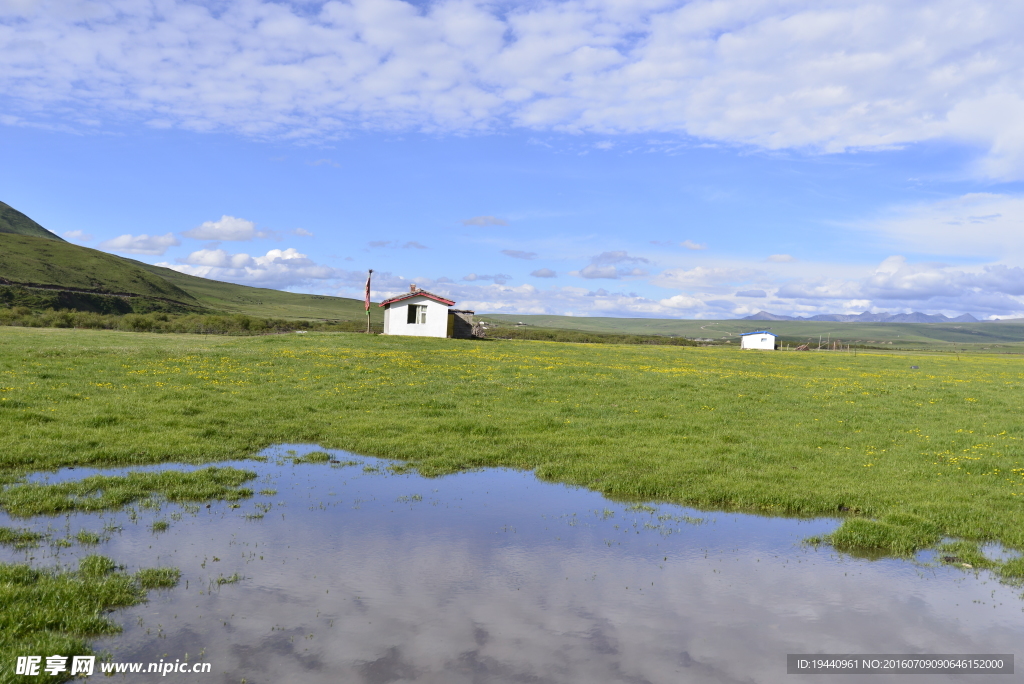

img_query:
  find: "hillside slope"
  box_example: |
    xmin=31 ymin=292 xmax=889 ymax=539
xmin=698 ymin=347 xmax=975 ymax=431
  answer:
xmin=0 ymin=233 xmax=199 ymax=304
xmin=0 ymin=201 xmax=64 ymax=241
xmin=131 ymin=260 xmax=382 ymax=322
xmin=0 ymin=198 xmax=377 ymax=321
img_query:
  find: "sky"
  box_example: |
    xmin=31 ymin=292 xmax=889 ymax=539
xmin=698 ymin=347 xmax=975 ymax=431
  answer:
xmin=2 ymin=0 xmax=1024 ymax=319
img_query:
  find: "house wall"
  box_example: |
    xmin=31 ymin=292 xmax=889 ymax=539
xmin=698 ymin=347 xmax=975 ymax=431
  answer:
xmin=450 ymin=310 xmax=475 ymax=339
xmin=741 ymin=334 xmax=776 ymax=350
xmin=383 ymin=296 xmax=451 ymax=338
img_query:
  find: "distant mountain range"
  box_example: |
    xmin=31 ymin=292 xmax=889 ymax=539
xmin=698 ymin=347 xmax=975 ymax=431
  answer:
xmin=741 ymin=310 xmax=979 ymax=323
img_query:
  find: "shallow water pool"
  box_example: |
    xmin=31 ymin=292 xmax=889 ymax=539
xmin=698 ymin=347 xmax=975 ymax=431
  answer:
xmin=3 ymin=444 xmax=1022 ymax=683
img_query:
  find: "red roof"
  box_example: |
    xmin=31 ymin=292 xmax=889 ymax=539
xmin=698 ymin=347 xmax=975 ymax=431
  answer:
xmin=379 ymin=290 xmax=456 ymax=307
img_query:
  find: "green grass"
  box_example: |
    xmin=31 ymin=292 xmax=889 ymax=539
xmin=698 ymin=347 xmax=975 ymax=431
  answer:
xmin=291 ymin=451 xmax=332 ymax=464
xmin=935 ymin=540 xmax=998 ymax=570
xmin=1 ymin=326 xmax=1023 ymax=555
xmin=485 ymin=325 xmax=699 ymax=346
xmin=0 ymin=201 xmax=64 ymax=241
xmin=0 ymin=307 xmax=381 ymax=335
xmin=0 ymin=234 xmax=198 ymax=306
xmin=0 ymin=555 xmax=180 ymax=683
xmin=0 ymin=468 xmax=256 ymax=517
xmin=818 ymin=513 xmax=941 ymax=556
xmin=74 ymin=530 xmax=102 ymax=545
xmin=0 ymin=526 xmax=44 ymax=548
xmin=135 ymin=567 xmax=180 ymax=590
xmin=1001 ymin=557 xmax=1024 ymax=581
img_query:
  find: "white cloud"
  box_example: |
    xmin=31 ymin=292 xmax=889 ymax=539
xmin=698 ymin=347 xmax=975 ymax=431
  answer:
xmin=291 ymin=228 xmax=314 ymax=237
xmin=862 ymin=193 xmax=1024 ymax=257
xmin=99 ymin=232 xmax=180 ymax=255
xmin=62 ymin=230 xmax=92 ymax=242
xmin=349 ymin=252 xmax=1024 ymax=318
xmin=5 ymin=0 xmax=1024 ymax=176
xmin=369 ymin=240 xmax=429 ymax=249
xmin=461 ymin=216 xmax=508 ymax=227
xmin=183 ymin=215 xmax=270 ymax=241
xmin=501 ymin=249 xmax=538 ymax=260
xmin=767 ymin=254 xmax=796 ymax=263
xmin=463 ymin=273 xmax=512 ymax=285
xmin=571 ymin=251 xmax=650 ymax=279
xmin=181 ymin=248 xmax=255 ymax=269
xmin=591 ymin=251 xmax=650 ymax=266
xmin=530 ymin=268 xmax=557 ymax=278
xmin=681 ymin=240 xmax=706 ymax=250
xmin=574 ymin=264 xmax=620 ymax=279
xmin=769 ymin=256 xmax=1024 ymax=315
xmin=653 ymin=266 xmax=760 ymax=288
xmin=163 ymin=247 xmax=353 ymax=289
xmin=658 ymin=293 xmax=707 ymax=311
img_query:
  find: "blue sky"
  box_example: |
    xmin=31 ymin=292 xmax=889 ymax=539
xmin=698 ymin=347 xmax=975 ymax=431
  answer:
xmin=2 ymin=0 xmax=1024 ymax=319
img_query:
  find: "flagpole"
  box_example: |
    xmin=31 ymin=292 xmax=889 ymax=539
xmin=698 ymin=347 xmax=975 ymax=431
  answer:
xmin=364 ymin=269 xmax=373 ymax=334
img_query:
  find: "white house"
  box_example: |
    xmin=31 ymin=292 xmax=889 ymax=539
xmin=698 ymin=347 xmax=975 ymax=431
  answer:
xmin=740 ymin=330 xmax=777 ymax=350
xmin=380 ymin=285 xmax=476 ymax=339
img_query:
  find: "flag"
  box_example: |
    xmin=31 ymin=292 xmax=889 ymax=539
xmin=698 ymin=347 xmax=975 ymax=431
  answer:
xmin=364 ymin=269 xmax=373 ymax=311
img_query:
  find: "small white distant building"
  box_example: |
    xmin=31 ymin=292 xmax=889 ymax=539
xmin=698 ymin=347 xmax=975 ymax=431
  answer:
xmin=380 ymin=285 xmax=476 ymax=339
xmin=740 ymin=330 xmax=777 ymax=350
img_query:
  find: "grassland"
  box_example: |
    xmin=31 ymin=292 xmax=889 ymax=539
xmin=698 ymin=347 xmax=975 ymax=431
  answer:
xmin=0 ymin=307 xmax=382 ymax=335
xmin=3 ymin=325 xmax=1024 ymax=675
xmin=1 ymin=326 xmax=1022 ymax=548
xmin=482 ymin=313 xmax=1024 ymax=352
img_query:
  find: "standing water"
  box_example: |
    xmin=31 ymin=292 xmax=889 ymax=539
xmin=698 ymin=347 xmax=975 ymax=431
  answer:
xmin=3 ymin=444 xmax=1021 ymax=683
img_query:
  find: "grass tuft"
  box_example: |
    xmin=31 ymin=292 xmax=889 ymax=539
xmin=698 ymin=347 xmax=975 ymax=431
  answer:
xmin=827 ymin=514 xmax=941 ymax=556
xmin=0 ymin=467 xmax=256 ymax=517
xmin=78 ymin=555 xmax=118 ymax=578
xmin=291 ymin=451 xmax=331 ymax=464
xmin=0 ymin=526 xmax=44 ymax=548
xmin=135 ymin=567 xmax=181 ymax=590
xmin=936 ymin=541 xmax=996 ymax=569
xmin=1000 ymin=558 xmax=1024 ymax=581
xmin=74 ymin=530 xmax=102 ymax=545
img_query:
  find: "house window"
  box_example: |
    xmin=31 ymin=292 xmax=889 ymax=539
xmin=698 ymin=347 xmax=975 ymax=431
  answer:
xmin=407 ymin=304 xmax=427 ymax=324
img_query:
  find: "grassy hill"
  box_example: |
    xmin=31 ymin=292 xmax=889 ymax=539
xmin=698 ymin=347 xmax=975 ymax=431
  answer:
xmin=0 ymin=200 xmax=379 ymax=322
xmin=131 ymin=259 xmax=380 ymax=322
xmin=480 ymin=313 xmax=1024 ymax=352
xmin=0 ymin=234 xmax=195 ymax=301
xmin=0 ymin=232 xmax=379 ymax=321
xmin=0 ymin=201 xmax=65 ymax=241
